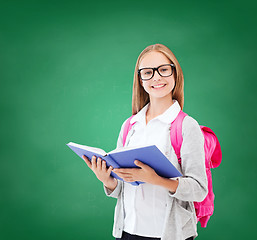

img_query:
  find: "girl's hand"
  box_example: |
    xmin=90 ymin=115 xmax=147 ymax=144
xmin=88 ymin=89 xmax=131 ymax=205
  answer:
xmin=113 ymin=160 xmax=160 ymax=185
xmin=82 ymin=155 xmax=116 ymax=189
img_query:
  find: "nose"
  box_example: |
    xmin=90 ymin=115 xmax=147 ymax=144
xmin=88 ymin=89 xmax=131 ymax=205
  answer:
xmin=152 ymin=69 xmax=161 ymax=81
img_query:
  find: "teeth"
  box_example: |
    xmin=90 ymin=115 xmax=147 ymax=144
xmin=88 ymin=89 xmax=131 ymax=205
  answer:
xmin=153 ymin=84 xmax=165 ymax=88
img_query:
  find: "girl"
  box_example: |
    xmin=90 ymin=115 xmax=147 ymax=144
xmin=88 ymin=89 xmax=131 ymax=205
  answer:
xmin=83 ymin=44 xmax=208 ymax=240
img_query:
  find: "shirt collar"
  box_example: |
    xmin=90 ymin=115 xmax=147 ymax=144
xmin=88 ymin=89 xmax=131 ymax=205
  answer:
xmin=130 ymin=99 xmax=181 ymax=125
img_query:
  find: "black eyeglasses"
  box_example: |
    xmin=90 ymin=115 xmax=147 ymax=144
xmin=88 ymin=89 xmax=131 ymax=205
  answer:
xmin=138 ymin=63 xmax=175 ymax=81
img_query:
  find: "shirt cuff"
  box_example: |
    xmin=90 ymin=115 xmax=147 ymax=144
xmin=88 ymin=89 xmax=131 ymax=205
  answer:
xmin=103 ymin=179 xmax=122 ymax=198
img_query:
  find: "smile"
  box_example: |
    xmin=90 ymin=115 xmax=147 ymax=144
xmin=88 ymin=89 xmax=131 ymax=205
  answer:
xmin=152 ymin=84 xmax=166 ymax=89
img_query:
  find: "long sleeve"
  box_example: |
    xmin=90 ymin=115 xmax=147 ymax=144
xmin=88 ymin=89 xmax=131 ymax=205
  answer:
xmin=169 ymin=116 xmax=208 ymax=202
xmin=103 ymin=119 xmax=127 ymax=198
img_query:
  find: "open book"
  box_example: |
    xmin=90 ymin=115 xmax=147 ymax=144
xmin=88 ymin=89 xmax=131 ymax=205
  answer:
xmin=67 ymin=142 xmax=182 ymax=186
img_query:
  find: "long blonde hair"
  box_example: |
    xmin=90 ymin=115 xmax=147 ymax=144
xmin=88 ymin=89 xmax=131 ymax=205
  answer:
xmin=132 ymin=43 xmax=184 ymax=115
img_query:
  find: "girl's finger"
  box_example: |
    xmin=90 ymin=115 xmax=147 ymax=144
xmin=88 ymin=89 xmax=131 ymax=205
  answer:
xmin=113 ymin=172 xmax=123 ymax=178
xmin=97 ymin=157 xmax=102 ymax=169
xmin=107 ymin=165 xmax=113 ymax=174
xmin=114 ymin=168 xmax=133 ymax=174
xmin=115 ymin=172 xmax=132 ymax=178
xmin=82 ymin=155 xmax=92 ymax=169
xmin=102 ymin=160 xmax=107 ymax=171
xmin=123 ymin=177 xmax=134 ymax=182
xmin=91 ymin=156 xmax=97 ymax=170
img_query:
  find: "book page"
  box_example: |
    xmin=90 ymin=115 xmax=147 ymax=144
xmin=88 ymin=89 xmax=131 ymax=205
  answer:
xmin=107 ymin=144 xmax=154 ymax=155
xmin=67 ymin=142 xmax=107 ymax=156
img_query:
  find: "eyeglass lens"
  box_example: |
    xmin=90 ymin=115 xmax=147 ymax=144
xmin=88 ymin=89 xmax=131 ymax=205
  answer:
xmin=140 ymin=65 xmax=173 ymax=80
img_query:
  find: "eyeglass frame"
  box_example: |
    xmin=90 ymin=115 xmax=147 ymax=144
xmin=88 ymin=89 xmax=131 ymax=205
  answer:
xmin=137 ymin=63 xmax=175 ymax=81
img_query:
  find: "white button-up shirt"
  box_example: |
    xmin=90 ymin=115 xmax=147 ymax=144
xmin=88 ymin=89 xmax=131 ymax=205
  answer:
xmin=103 ymin=99 xmax=208 ymax=240
xmin=123 ymin=99 xmax=181 ymax=237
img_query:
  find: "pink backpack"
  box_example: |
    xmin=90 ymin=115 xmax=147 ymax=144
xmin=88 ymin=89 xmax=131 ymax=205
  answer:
xmin=122 ymin=110 xmax=222 ymax=228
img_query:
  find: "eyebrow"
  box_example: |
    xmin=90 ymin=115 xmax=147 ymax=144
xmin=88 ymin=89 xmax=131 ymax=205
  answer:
xmin=138 ymin=63 xmax=173 ymax=70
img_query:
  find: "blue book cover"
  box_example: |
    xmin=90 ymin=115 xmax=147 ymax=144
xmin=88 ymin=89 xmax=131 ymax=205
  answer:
xmin=67 ymin=142 xmax=182 ymax=186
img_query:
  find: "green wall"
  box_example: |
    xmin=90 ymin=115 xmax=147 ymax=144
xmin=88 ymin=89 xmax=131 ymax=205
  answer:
xmin=1 ymin=0 xmax=257 ymax=239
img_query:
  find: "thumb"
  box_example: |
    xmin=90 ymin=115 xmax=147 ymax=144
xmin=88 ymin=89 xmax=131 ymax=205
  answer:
xmin=134 ymin=160 xmax=146 ymax=169
xmin=107 ymin=165 xmax=113 ymax=174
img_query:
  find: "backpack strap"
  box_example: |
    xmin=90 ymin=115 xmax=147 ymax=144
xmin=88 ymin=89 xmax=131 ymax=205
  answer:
xmin=170 ymin=110 xmax=188 ymax=164
xmin=169 ymin=111 xmax=222 ymax=228
xmin=122 ymin=115 xmax=135 ymax=147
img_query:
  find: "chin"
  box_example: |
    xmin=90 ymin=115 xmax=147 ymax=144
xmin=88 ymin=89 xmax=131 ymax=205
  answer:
xmin=149 ymin=88 xmax=173 ymax=98
xmin=150 ymin=92 xmax=172 ymax=99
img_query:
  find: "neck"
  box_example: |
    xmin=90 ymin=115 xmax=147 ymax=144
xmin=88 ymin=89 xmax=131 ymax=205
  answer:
xmin=147 ymin=94 xmax=174 ymax=118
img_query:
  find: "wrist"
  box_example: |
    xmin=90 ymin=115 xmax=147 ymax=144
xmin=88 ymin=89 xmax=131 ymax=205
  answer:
xmin=103 ymin=177 xmax=117 ymax=191
xmin=154 ymin=176 xmax=179 ymax=193
xmin=153 ymin=174 xmax=163 ymax=185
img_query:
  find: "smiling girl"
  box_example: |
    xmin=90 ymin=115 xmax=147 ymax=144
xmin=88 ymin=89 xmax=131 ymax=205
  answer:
xmin=83 ymin=44 xmax=208 ymax=240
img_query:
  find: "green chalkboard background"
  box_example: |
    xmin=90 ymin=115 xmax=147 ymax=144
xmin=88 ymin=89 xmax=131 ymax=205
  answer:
xmin=1 ymin=0 xmax=257 ymax=239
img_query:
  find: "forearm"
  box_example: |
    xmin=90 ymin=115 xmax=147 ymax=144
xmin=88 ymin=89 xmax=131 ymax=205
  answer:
xmin=154 ymin=175 xmax=179 ymax=193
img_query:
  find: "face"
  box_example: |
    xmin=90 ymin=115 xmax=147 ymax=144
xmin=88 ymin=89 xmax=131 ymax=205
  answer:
xmin=138 ymin=51 xmax=175 ymax=100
